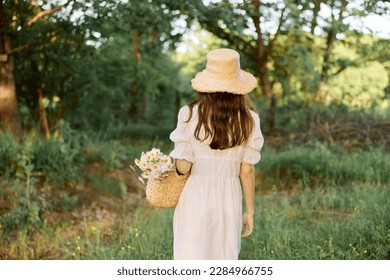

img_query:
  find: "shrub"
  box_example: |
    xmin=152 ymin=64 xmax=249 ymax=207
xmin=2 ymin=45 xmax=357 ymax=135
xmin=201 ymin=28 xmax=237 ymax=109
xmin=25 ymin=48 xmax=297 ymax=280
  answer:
xmin=0 ymin=132 xmax=22 ymax=176
xmin=0 ymin=158 xmax=42 ymax=233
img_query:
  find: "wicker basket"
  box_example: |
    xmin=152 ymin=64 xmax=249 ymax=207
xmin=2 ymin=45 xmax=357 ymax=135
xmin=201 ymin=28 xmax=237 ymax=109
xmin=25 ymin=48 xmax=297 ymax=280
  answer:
xmin=146 ymin=169 xmax=189 ymax=208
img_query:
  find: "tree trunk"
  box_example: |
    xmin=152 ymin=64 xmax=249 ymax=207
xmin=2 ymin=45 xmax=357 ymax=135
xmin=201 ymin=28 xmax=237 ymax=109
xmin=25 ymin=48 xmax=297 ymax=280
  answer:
xmin=141 ymin=30 xmax=159 ymax=120
xmin=0 ymin=32 xmax=21 ymax=134
xmin=317 ymin=32 xmax=336 ymax=101
xmin=37 ymin=87 xmax=51 ymax=138
xmin=251 ymin=0 xmax=277 ymax=135
xmin=317 ymin=0 xmax=347 ymax=101
xmin=258 ymin=66 xmax=276 ymax=135
xmin=130 ymin=83 xmax=138 ymax=117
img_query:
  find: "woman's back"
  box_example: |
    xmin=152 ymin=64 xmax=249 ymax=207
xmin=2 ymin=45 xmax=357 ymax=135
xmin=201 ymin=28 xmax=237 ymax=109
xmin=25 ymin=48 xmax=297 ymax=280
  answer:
xmin=172 ymin=104 xmax=261 ymax=177
xmin=170 ymin=104 xmax=263 ymax=259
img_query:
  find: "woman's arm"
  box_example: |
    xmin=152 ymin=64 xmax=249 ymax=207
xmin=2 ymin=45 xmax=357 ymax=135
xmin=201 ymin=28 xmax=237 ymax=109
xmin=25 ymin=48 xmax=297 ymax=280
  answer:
xmin=175 ymin=159 xmax=192 ymax=175
xmin=240 ymin=162 xmax=255 ymax=237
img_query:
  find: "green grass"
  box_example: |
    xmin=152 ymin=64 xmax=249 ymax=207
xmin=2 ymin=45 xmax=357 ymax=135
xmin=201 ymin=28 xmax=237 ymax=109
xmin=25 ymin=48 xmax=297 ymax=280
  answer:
xmin=3 ymin=181 xmax=388 ymax=260
xmin=72 ymin=183 xmax=389 ymax=260
xmin=240 ymin=183 xmax=390 ymax=260
xmin=75 ymin=207 xmax=175 ymax=260
xmin=1 ymin=139 xmax=389 ymax=260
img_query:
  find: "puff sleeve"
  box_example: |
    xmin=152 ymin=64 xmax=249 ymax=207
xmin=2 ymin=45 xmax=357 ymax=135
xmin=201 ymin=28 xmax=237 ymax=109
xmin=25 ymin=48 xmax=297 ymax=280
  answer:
xmin=242 ymin=111 xmax=264 ymax=165
xmin=169 ymin=106 xmax=195 ymax=163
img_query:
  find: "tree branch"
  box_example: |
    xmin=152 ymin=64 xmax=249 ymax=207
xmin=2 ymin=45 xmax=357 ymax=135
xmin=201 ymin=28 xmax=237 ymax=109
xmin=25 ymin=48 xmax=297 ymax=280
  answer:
xmin=23 ymin=0 xmax=72 ymax=28
xmin=320 ymin=0 xmax=348 ymax=83
xmin=199 ymin=19 xmax=256 ymax=58
xmin=7 ymin=43 xmax=31 ymax=54
xmin=332 ymin=54 xmax=390 ymax=76
xmin=311 ymin=0 xmax=327 ymax=34
xmin=250 ymin=0 xmax=263 ymax=60
xmin=264 ymin=6 xmax=286 ymax=61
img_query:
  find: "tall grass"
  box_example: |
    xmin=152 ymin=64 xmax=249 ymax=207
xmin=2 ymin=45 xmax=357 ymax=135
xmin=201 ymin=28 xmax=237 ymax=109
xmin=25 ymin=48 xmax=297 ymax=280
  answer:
xmin=62 ymin=206 xmax=174 ymax=260
xmin=240 ymin=183 xmax=390 ymax=260
xmin=4 ymin=182 xmax=388 ymax=259
xmin=74 ymin=183 xmax=389 ymax=260
xmin=258 ymin=145 xmax=390 ymax=188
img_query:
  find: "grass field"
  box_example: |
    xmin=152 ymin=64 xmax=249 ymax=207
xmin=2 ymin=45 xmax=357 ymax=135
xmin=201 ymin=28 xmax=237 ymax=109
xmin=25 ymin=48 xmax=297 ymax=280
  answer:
xmin=71 ymin=182 xmax=388 ymax=260
xmin=1 ymin=141 xmax=389 ymax=260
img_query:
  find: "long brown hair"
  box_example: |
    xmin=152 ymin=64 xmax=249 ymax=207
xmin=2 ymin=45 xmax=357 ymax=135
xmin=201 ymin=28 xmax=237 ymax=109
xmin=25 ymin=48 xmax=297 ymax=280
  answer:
xmin=187 ymin=92 xmax=256 ymax=150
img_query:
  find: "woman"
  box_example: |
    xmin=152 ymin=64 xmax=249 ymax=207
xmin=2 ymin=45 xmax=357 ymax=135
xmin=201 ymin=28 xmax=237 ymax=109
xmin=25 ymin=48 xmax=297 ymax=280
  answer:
xmin=169 ymin=48 xmax=264 ymax=260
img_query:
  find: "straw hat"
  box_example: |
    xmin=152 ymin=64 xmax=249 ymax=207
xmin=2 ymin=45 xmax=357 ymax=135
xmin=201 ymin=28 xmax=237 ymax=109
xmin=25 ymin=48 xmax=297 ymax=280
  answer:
xmin=191 ymin=48 xmax=257 ymax=95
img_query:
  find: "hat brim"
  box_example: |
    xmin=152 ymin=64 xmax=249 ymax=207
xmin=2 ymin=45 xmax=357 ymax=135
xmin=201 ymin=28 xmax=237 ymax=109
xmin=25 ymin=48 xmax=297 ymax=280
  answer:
xmin=191 ymin=69 xmax=257 ymax=95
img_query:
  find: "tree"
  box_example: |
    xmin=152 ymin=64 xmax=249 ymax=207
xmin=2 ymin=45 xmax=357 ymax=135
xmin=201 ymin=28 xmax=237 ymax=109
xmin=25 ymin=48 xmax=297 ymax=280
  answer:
xmin=0 ymin=0 xmax=121 ymax=135
xmin=307 ymin=0 xmax=390 ymax=100
xmin=0 ymin=25 xmax=20 ymax=134
xmin=0 ymin=0 xmax=73 ymax=134
xmin=98 ymin=0 xmax=199 ymax=120
xmin=61 ymin=0 xmax=197 ymax=131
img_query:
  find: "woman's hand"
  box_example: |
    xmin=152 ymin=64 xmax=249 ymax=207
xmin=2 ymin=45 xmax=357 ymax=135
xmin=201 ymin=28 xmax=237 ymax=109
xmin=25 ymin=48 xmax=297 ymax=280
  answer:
xmin=241 ymin=212 xmax=254 ymax=237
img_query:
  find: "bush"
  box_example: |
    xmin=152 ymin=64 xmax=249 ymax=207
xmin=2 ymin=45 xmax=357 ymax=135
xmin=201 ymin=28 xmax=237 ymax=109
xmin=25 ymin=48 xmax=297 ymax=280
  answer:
xmin=0 ymin=159 xmax=42 ymax=233
xmin=0 ymin=132 xmax=22 ymax=176
xmin=1 ymin=123 xmax=93 ymax=186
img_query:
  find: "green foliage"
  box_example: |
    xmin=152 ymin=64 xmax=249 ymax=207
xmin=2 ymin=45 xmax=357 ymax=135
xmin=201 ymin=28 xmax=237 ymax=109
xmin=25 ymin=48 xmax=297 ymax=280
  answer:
xmin=173 ymin=25 xmax=229 ymax=76
xmin=272 ymin=30 xmax=322 ymax=101
xmin=65 ymin=35 xmax=185 ymax=134
xmin=0 ymin=155 xmax=42 ymax=233
xmin=0 ymin=202 xmax=41 ymax=234
xmin=0 ymin=124 xmax=88 ymax=185
xmin=8 ymin=1 xmax=97 ymax=131
xmin=101 ymin=123 xmax=173 ymax=142
xmin=5 ymin=0 xmax=390 ymax=136
xmin=328 ymin=62 xmax=388 ymax=107
xmin=32 ymin=137 xmax=83 ymax=185
xmin=99 ymin=141 xmax=128 ymax=171
xmin=0 ymin=132 xmax=22 ymax=176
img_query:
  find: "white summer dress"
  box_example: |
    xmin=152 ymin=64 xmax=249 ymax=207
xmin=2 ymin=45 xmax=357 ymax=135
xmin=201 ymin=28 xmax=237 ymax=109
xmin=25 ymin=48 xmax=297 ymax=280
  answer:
xmin=169 ymin=105 xmax=264 ymax=260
